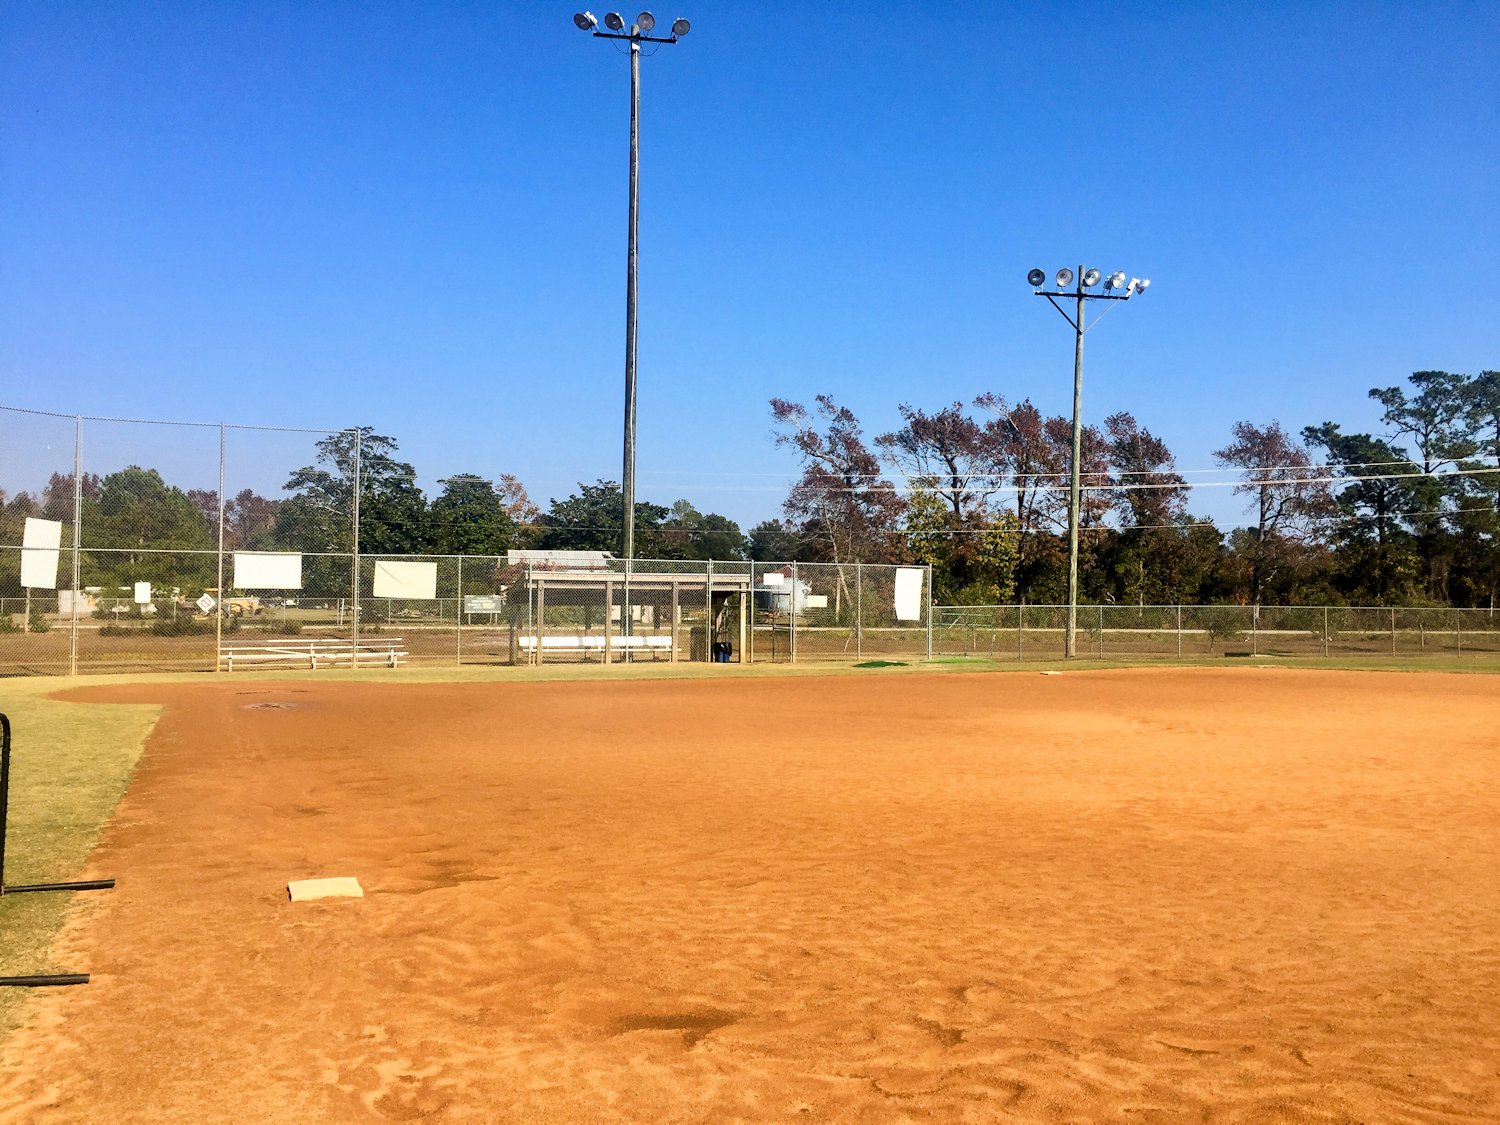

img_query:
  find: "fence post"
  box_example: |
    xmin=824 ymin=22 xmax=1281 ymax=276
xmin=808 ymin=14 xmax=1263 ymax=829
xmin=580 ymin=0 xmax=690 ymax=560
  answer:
xmin=790 ymin=562 xmax=798 ymax=664
xmin=70 ymin=416 xmax=84 ymax=676
xmin=455 ymin=556 xmax=463 ymax=667
xmin=1323 ymin=606 xmax=1330 ymax=657
xmin=1252 ymin=607 xmax=1258 ymax=657
xmin=1456 ymin=608 xmax=1462 ymax=655
xmin=351 ymin=430 xmax=361 ymax=662
xmin=925 ymin=565 xmax=934 ymax=661
xmin=706 ymin=558 xmax=714 ymax=664
xmin=1098 ymin=604 xmax=1104 ymax=659
xmin=1391 ymin=607 xmax=1397 ymax=656
xmin=855 ymin=561 xmax=862 ymax=660
xmin=1176 ymin=604 xmax=1182 ymax=658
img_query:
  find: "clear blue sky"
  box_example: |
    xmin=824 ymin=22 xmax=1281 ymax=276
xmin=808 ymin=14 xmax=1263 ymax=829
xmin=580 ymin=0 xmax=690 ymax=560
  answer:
xmin=3 ymin=2 xmax=1496 ymax=532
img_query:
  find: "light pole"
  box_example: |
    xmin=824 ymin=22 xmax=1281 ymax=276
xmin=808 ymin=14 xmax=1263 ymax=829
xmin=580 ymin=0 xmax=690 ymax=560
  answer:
xmin=1027 ymin=266 xmax=1150 ymax=658
xmin=572 ymin=11 xmax=690 ymax=576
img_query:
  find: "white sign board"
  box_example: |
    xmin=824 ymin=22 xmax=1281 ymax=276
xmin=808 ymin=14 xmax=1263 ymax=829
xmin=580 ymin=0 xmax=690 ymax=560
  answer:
xmin=233 ymin=552 xmax=303 ymax=590
xmin=894 ymin=567 xmax=924 ymax=622
xmin=761 ymin=572 xmax=785 ymax=586
xmin=372 ymin=560 xmax=438 ymax=600
xmin=196 ymin=594 xmax=217 ymax=613
xmin=134 ymin=581 xmax=152 ymax=605
xmin=20 ymin=517 xmax=62 ymax=589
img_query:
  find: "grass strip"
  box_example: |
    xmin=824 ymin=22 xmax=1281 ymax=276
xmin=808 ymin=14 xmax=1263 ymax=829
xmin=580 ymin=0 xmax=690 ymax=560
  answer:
xmin=0 ymin=682 xmax=159 ymax=1032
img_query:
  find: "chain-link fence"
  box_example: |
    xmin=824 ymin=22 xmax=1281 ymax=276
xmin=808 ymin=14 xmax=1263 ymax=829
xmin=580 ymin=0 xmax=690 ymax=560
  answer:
xmin=1 ymin=408 xmax=937 ymax=675
xmin=933 ymin=604 xmax=1500 ymax=661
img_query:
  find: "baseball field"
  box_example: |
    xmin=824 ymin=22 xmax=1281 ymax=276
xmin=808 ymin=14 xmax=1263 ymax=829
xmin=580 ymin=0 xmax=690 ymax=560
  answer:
xmin=1 ymin=664 xmax=1496 ymax=1122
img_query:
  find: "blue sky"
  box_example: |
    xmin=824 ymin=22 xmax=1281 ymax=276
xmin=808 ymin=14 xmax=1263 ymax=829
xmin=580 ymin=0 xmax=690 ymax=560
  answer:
xmin=3 ymin=1 xmax=1497 ymax=532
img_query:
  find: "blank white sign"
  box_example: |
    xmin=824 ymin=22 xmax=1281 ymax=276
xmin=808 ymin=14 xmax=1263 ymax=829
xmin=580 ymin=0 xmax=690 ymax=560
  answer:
xmin=20 ymin=517 xmax=62 ymax=590
xmin=234 ymin=552 xmax=303 ymax=590
xmin=372 ymin=560 xmax=437 ymax=600
xmin=134 ymin=581 xmax=152 ymax=604
xmin=894 ymin=567 xmax=924 ymax=622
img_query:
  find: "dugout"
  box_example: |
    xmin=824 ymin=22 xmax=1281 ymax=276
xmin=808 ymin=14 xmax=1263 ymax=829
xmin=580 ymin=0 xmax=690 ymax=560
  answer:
xmin=500 ymin=550 xmax=751 ymax=665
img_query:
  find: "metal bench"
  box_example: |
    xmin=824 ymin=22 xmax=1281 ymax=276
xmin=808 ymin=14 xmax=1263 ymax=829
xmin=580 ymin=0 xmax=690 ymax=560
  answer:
xmin=219 ymin=637 xmax=408 ymax=671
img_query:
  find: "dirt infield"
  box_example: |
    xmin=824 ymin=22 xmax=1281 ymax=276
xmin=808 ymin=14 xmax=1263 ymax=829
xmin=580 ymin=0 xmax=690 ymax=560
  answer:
xmin=1 ymin=668 xmax=1496 ymax=1122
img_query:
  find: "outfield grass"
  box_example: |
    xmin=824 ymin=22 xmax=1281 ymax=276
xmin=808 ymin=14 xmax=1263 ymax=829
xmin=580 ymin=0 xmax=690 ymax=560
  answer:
xmin=0 ymin=682 xmax=159 ymax=1030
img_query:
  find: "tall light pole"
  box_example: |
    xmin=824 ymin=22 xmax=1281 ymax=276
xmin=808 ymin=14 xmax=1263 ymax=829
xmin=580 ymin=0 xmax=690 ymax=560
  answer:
xmin=1027 ymin=266 xmax=1150 ymax=658
xmin=572 ymin=11 xmax=690 ymax=574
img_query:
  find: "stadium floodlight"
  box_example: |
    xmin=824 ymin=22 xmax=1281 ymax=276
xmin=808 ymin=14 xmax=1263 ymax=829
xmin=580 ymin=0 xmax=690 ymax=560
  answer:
xmin=573 ymin=11 xmax=598 ymax=30
xmin=571 ymin=10 xmax=691 ymax=641
xmin=1134 ymin=277 xmax=1150 ymax=293
xmin=1025 ymin=260 xmax=1151 ymax=658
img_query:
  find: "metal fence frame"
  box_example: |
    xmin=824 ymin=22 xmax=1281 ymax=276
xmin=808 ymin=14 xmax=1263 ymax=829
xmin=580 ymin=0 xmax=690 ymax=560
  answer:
xmin=932 ymin=604 xmax=1500 ymax=661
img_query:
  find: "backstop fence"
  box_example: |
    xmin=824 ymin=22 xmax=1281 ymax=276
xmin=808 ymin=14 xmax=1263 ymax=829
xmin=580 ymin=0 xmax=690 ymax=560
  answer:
xmin=932 ymin=603 xmax=1500 ymax=661
xmin=0 ymin=407 xmax=935 ymax=676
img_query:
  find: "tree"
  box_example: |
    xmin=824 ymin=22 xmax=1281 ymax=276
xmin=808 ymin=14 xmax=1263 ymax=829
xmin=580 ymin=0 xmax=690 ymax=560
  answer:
xmin=428 ymin=475 xmax=517 ymax=557
xmin=1213 ymin=420 xmax=1334 ymax=607
xmin=975 ymin=395 xmax=1068 ymax=599
xmin=535 ymin=480 xmax=671 ymax=557
xmin=876 ymin=403 xmax=993 ymax=524
xmin=278 ymin=428 xmax=429 ymax=557
xmin=86 ymin=466 xmax=217 ymax=592
xmin=771 ymin=395 xmax=905 ymax=565
xmin=184 ymin=488 xmax=284 ymax=550
xmin=661 ymin=501 xmax=747 ymax=561
xmin=746 ymin=519 xmax=810 ymax=563
xmin=1369 ymin=371 xmax=1474 ymax=599
xmin=1302 ymin=423 xmax=1421 ymax=603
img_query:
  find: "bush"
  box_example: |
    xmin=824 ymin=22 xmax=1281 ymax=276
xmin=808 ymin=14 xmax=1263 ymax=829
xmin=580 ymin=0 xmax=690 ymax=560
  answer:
xmin=0 ymin=615 xmax=20 ymax=634
xmin=27 ymin=609 xmax=50 ymax=634
xmin=99 ymin=623 xmax=138 ymax=638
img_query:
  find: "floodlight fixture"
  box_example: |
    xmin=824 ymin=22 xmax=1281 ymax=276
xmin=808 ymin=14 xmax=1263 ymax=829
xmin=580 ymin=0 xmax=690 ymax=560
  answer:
xmin=604 ymin=11 xmax=625 ymax=30
xmin=1055 ymin=267 xmax=1074 ymax=288
xmin=1027 ymin=267 xmax=1046 ymax=287
xmin=574 ymin=11 xmax=598 ymax=30
xmin=1108 ymin=271 xmax=1127 ymax=290
xmin=636 ymin=11 xmax=655 ymax=31
xmin=1082 ymin=268 xmax=1101 ymax=287
xmin=672 ymin=17 xmax=691 ymax=34
xmin=1133 ymin=277 xmax=1151 ymax=294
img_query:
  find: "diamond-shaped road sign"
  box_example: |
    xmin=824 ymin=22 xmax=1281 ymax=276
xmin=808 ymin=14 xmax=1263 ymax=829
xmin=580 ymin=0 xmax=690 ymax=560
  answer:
xmin=196 ymin=594 xmax=216 ymax=613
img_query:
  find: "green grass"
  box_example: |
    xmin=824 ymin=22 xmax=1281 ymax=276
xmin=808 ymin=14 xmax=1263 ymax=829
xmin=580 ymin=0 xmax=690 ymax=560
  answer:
xmin=0 ymin=682 xmax=159 ymax=1029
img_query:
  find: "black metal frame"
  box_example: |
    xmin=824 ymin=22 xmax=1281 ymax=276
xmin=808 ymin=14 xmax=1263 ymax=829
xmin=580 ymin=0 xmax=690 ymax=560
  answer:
xmin=0 ymin=712 xmax=114 ymax=987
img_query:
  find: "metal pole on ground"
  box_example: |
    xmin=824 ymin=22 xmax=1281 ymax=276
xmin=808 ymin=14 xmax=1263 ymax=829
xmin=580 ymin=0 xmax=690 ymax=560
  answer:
xmin=70 ymin=415 xmax=82 ymax=676
xmin=1027 ymin=265 xmax=1150 ymax=657
xmin=926 ymin=565 xmax=934 ymax=660
xmin=0 ymin=713 xmax=111 ymax=988
xmin=790 ymin=562 xmax=798 ymax=663
xmin=216 ymin=423 xmax=226 ymax=672
xmin=351 ymin=430 xmax=361 ymax=663
xmin=855 ymin=562 xmax=862 ymax=660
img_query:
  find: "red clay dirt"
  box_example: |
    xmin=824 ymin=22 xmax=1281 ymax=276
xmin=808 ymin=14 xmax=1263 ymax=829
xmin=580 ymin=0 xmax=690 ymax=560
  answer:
xmin=1 ymin=667 xmax=1496 ymax=1123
